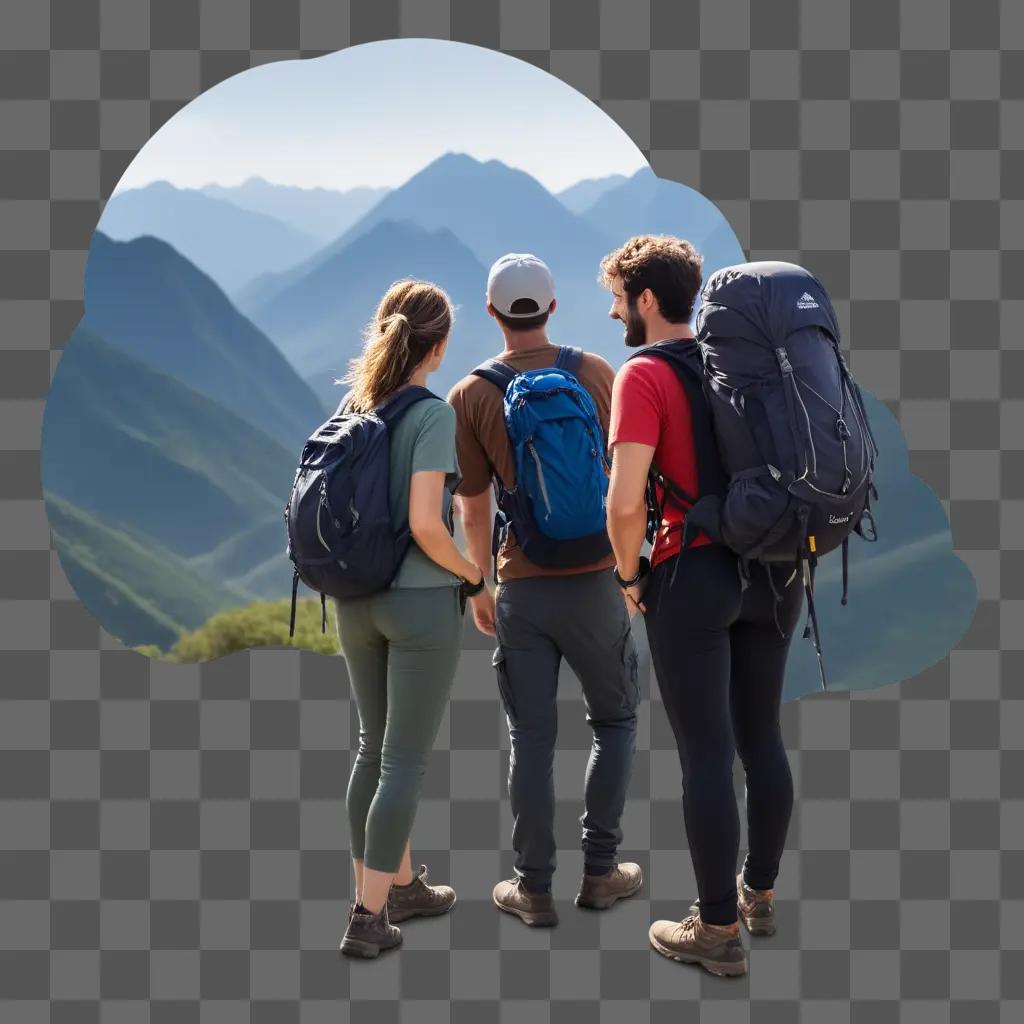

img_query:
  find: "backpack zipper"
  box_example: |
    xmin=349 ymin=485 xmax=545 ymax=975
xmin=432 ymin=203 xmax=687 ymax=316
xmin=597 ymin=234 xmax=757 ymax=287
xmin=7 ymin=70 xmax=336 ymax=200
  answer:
xmin=316 ymin=499 xmax=331 ymax=551
xmin=527 ymin=440 xmax=553 ymax=518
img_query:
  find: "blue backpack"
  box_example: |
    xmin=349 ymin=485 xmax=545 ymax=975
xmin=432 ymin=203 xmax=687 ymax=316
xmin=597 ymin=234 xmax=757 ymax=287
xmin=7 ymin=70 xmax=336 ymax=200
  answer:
xmin=471 ymin=346 xmax=612 ymax=572
xmin=284 ymin=385 xmax=453 ymax=637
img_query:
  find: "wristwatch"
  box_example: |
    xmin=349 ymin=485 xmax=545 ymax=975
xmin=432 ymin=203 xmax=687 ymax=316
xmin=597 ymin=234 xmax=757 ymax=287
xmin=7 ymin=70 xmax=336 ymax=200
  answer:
xmin=459 ymin=571 xmax=486 ymax=599
xmin=614 ymin=556 xmax=650 ymax=589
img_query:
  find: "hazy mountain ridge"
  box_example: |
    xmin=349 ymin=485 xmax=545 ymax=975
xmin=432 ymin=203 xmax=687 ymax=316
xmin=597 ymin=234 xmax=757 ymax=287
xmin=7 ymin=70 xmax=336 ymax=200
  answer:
xmin=250 ymin=217 xmax=498 ymax=407
xmin=201 ymin=177 xmax=390 ymax=242
xmin=556 ymin=173 xmax=628 ymax=214
xmin=237 ymin=154 xmax=622 ymax=315
xmin=99 ymin=181 xmax=323 ymax=294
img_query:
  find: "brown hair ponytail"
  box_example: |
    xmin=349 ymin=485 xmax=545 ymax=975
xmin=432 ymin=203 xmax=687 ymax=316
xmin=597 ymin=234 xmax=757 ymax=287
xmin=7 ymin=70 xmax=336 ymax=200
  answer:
xmin=339 ymin=279 xmax=454 ymax=413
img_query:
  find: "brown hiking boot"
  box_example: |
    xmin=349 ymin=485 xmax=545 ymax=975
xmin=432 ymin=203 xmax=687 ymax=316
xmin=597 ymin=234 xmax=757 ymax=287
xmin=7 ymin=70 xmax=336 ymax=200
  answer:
xmin=649 ymin=914 xmax=747 ymax=977
xmin=575 ymin=862 xmax=644 ymax=910
xmin=492 ymin=877 xmax=559 ymax=927
xmin=736 ymin=872 xmax=775 ymax=936
xmin=688 ymin=872 xmax=777 ymax=937
xmin=387 ymin=864 xmax=456 ymax=923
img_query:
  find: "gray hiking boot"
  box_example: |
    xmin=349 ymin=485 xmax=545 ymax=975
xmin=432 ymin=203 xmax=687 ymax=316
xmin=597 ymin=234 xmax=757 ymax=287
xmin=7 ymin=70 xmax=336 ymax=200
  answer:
xmin=387 ymin=864 xmax=456 ymax=923
xmin=339 ymin=901 xmax=402 ymax=959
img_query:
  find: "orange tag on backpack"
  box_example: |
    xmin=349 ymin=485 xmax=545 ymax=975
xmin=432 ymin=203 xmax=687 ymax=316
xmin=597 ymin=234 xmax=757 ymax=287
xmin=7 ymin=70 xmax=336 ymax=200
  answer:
xmin=808 ymin=535 xmax=817 ymax=553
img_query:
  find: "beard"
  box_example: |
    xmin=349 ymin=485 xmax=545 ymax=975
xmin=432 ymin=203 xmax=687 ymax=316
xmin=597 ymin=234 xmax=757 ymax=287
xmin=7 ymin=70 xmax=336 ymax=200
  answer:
xmin=623 ymin=300 xmax=647 ymax=348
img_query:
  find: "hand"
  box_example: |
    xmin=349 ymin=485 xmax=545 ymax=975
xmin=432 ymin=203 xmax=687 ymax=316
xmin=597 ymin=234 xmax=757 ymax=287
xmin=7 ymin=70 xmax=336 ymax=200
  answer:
xmin=470 ymin=587 xmax=496 ymax=635
xmin=623 ymin=584 xmax=646 ymax=618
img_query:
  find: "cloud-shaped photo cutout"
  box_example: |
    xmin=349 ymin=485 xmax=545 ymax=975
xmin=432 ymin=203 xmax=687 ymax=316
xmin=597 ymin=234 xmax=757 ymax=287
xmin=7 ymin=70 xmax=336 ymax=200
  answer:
xmin=40 ymin=38 xmax=975 ymax=698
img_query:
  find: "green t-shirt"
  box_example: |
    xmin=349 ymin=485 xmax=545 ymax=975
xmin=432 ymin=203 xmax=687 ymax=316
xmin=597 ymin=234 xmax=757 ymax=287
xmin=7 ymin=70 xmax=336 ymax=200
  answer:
xmin=387 ymin=396 xmax=462 ymax=589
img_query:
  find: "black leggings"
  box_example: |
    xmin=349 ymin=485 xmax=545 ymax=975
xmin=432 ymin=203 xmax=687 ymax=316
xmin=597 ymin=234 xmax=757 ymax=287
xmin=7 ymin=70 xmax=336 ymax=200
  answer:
xmin=643 ymin=543 xmax=804 ymax=925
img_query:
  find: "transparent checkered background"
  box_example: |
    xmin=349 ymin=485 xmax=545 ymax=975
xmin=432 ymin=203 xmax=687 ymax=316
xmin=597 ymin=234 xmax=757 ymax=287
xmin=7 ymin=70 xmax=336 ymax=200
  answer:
xmin=1 ymin=0 xmax=1021 ymax=1019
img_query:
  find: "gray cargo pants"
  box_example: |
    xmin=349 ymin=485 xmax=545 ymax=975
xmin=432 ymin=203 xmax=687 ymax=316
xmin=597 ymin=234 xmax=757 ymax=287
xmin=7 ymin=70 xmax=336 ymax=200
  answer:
xmin=492 ymin=567 xmax=640 ymax=893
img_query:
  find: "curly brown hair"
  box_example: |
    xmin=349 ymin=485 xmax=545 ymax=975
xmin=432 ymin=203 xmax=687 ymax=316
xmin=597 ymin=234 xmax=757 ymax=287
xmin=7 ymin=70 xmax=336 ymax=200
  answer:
xmin=338 ymin=279 xmax=453 ymax=413
xmin=599 ymin=234 xmax=703 ymax=324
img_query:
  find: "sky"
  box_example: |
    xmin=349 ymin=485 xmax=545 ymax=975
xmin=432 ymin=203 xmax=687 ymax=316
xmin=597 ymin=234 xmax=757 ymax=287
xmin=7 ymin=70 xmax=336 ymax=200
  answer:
xmin=113 ymin=39 xmax=649 ymax=196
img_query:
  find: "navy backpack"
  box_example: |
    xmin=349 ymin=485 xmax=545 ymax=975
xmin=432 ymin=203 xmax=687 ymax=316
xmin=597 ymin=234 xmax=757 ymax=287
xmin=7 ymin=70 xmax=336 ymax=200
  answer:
xmin=284 ymin=385 xmax=450 ymax=637
xmin=642 ymin=262 xmax=880 ymax=688
xmin=471 ymin=345 xmax=612 ymax=573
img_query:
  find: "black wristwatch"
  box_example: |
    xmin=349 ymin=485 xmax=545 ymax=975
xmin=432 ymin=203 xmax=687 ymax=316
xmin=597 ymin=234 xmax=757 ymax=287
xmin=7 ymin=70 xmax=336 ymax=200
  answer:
xmin=614 ymin=556 xmax=650 ymax=589
xmin=460 ymin=571 xmax=486 ymax=599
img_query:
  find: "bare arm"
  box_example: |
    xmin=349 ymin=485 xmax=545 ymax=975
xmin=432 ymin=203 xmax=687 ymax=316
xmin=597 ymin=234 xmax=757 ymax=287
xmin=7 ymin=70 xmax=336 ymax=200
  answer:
xmin=457 ymin=488 xmax=494 ymax=580
xmin=456 ymin=487 xmax=498 ymax=635
xmin=409 ymin=470 xmax=482 ymax=583
xmin=607 ymin=441 xmax=655 ymax=613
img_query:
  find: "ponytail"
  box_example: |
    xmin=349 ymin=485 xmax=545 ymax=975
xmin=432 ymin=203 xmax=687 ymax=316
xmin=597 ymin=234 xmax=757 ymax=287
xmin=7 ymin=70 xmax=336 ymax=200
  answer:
xmin=339 ymin=280 xmax=453 ymax=413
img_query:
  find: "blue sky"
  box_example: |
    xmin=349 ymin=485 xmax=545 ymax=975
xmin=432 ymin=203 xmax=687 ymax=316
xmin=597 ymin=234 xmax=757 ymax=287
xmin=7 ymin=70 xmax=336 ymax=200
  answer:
xmin=115 ymin=39 xmax=648 ymax=196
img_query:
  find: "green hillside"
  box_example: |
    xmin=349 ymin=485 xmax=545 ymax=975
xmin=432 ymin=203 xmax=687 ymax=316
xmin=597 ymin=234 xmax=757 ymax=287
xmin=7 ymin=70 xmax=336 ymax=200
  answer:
xmin=43 ymin=326 xmax=298 ymax=559
xmin=84 ymin=231 xmax=326 ymax=451
xmin=46 ymin=495 xmax=251 ymax=649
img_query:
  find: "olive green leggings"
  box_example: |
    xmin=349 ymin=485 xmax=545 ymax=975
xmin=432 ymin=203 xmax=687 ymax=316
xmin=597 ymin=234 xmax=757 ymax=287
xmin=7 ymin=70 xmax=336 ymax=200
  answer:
xmin=334 ymin=585 xmax=463 ymax=872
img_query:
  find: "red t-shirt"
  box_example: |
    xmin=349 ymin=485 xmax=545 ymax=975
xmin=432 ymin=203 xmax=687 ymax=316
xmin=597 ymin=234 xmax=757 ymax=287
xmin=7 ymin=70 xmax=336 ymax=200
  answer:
xmin=608 ymin=349 xmax=712 ymax=568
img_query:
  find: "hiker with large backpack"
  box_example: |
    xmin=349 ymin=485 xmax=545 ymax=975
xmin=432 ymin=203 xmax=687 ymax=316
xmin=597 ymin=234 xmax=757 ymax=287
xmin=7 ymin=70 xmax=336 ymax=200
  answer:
xmin=286 ymin=280 xmax=487 ymax=958
xmin=601 ymin=236 xmax=871 ymax=978
xmin=447 ymin=253 xmax=643 ymax=927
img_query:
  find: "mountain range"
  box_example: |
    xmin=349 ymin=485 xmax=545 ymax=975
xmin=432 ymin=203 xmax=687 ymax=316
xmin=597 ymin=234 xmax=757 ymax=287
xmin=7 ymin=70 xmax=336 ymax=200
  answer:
xmin=250 ymin=218 xmax=497 ymax=408
xmin=555 ymin=173 xmax=628 ymax=214
xmin=83 ymin=232 xmax=327 ymax=451
xmin=235 ymin=155 xmax=748 ymax=402
xmin=41 ymin=326 xmax=308 ymax=645
xmin=201 ymin=177 xmax=390 ymax=242
xmin=98 ymin=181 xmax=324 ymax=294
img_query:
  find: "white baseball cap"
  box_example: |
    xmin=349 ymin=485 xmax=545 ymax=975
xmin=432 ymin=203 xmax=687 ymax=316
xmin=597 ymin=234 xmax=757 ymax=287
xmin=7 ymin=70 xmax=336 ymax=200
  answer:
xmin=486 ymin=253 xmax=555 ymax=317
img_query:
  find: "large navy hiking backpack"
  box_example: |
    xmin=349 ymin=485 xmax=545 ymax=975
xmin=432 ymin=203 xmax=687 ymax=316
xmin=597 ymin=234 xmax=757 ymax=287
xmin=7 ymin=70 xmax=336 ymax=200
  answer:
xmin=650 ymin=262 xmax=880 ymax=689
xmin=471 ymin=345 xmax=612 ymax=573
xmin=284 ymin=385 xmax=447 ymax=638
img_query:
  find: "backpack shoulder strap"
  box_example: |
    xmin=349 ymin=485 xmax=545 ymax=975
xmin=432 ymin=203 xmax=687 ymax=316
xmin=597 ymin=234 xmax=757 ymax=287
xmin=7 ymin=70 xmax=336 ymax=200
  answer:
xmin=374 ymin=384 xmax=438 ymax=428
xmin=630 ymin=341 xmax=726 ymax=500
xmin=470 ymin=358 xmax=518 ymax=395
xmin=336 ymin=390 xmax=354 ymax=416
xmin=554 ymin=345 xmax=583 ymax=376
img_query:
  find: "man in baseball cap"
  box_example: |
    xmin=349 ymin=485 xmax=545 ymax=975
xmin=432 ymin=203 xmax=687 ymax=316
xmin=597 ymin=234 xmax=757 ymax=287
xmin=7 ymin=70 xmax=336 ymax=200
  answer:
xmin=485 ymin=252 xmax=556 ymax=320
xmin=446 ymin=256 xmax=643 ymax=927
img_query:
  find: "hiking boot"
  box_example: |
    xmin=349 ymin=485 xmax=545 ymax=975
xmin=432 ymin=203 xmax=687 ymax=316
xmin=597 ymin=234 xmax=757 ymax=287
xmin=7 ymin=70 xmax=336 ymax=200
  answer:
xmin=387 ymin=864 xmax=456 ymax=923
xmin=736 ymin=872 xmax=775 ymax=936
xmin=689 ymin=872 xmax=776 ymax=937
xmin=575 ymin=862 xmax=644 ymax=910
xmin=648 ymin=914 xmax=747 ymax=977
xmin=492 ymin=877 xmax=559 ymax=927
xmin=339 ymin=901 xmax=402 ymax=959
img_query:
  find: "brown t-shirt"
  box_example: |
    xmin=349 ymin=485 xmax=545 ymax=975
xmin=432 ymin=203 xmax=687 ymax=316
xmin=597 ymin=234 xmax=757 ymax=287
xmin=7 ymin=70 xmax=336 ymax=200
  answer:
xmin=447 ymin=343 xmax=617 ymax=581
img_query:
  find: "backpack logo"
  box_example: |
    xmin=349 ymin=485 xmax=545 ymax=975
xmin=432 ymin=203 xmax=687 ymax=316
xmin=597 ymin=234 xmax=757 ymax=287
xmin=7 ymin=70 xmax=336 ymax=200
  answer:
xmin=797 ymin=292 xmax=819 ymax=310
xmin=828 ymin=512 xmax=851 ymax=525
